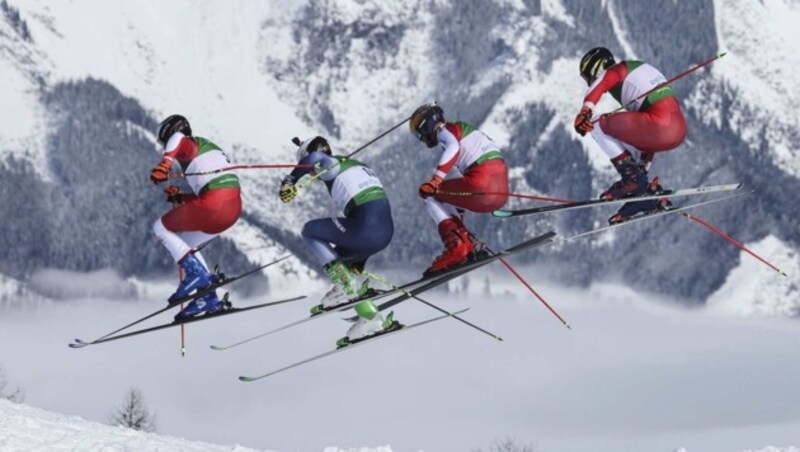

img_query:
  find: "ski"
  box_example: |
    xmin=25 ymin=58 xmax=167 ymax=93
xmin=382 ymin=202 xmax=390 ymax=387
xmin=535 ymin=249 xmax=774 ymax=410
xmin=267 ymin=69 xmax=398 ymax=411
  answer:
xmin=492 ymin=183 xmax=742 ymax=218
xmin=69 ymin=255 xmax=291 ymax=346
xmin=238 ymin=308 xmax=469 ymax=382
xmin=366 ymin=230 xmax=558 ymax=314
xmin=68 ymin=295 xmax=306 ymax=348
xmin=209 ymin=231 xmax=556 ymax=351
xmin=208 ymin=286 xmax=411 ymax=351
xmin=565 ymin=190 xmax=748 ymax=241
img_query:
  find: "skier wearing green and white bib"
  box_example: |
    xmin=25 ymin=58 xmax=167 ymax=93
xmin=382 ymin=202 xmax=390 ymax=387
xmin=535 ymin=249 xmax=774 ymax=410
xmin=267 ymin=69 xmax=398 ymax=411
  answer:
xmin=279 ymin=136 xmax=399 ymax=345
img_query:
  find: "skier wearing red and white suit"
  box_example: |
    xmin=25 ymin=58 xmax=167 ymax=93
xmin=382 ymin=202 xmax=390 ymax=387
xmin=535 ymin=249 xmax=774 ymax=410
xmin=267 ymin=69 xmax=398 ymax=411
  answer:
xmin=573 ymin=47 xmax=687 ymax=224
xmin=149 ymin=115 xmax=242 ymax=320
xmin=409 ymin=103 xmax=509 ymax=276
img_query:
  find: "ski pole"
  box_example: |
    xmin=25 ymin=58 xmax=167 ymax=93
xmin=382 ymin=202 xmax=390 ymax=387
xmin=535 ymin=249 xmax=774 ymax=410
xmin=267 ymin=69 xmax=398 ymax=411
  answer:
xmin=170 ymin=163 xmax=315 ymax=179
xmin=437 ymin=190 xmax=576 ymax=204
xmin=497 ymin=257 xmax=571 ymax=329
xmin=528 ymin=189 xmax=784 ymax=276
xmin=477 ymin=237 xmax=572 ymax=330
xmin=677 ymin=210 xmax=788 ymax=277
xmin=362 ymin=271 xmax=503 ymax=342
xmin=177 ymin=264 xmax=187 ymax=357
xmin=297 ymin=113 xmax=414 ymax=190
xmin=592 ymin=52 xmax=727 ymax=123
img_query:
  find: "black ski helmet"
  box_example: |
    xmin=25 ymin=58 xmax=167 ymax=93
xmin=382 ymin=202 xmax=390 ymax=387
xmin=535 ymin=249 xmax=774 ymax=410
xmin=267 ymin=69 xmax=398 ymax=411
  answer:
xmin=157 ymin=114 xmax=192 ymax=146
xmin=292 ymin=136 xmax=331 ymax=161
xmin=409 ymin=103 xmax=445 ymax=148
xmin=579 ymin=47 xmax=616 ymax=85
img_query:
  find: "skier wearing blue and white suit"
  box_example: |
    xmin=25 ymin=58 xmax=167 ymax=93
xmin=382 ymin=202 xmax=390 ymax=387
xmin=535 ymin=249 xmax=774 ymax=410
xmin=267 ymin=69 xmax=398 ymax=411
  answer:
xmin=279 ymin=136 xmax=400 ymax=346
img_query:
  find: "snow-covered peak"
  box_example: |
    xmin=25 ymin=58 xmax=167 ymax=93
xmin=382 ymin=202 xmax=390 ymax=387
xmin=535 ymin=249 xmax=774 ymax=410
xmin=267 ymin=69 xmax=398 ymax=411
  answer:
xmin=17 ymin=0 xmax=310 ymax=156
xmin=709 ymin=0 xmax=800 ymax=177
xmin=706 ymin=235 xmax=799 ymax=317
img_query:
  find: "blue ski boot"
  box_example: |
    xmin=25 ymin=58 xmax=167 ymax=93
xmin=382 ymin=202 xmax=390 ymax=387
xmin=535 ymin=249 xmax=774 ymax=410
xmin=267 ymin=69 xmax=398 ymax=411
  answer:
xmin=600 ymin=151 xmax=648 ymax=200
xmin=174 ymin=290 xmax=224 ymax=321
xmin=608 ymin=178 xmax=673 ymax=225
xmin=168 ymin=253 xmax=213 ymax=304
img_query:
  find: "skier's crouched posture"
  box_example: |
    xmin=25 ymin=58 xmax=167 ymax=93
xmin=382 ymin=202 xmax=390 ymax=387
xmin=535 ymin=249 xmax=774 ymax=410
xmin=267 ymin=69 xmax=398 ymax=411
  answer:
xmin=150 ymin=115 xmax=242 ymax=320
xmin=573 ymin=47 xmax=687 ymax=224
xmin=279 ymin=136 xmax=400 ymax=346
xmin=409 ymin=103 xmax=509 ymax=276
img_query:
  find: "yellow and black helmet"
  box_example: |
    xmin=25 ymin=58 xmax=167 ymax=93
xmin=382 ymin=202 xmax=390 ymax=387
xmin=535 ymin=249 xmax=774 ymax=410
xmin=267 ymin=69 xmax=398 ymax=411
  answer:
xmin=579 ymin=47 xmax=615 ymax=85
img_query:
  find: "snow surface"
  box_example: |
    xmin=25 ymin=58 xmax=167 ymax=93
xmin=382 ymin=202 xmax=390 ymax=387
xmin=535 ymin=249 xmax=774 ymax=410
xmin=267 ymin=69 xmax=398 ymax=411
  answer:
xmin=0 ymin=399 xmax=263 ymax=451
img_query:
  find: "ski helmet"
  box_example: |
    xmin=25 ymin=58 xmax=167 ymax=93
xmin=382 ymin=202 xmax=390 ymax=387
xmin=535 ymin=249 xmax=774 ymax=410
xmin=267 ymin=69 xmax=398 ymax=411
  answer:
xmin=293 ymin=136 xmax=331 ymax=162
xmin=409 ymin=103 xmax=445 ymax=148
xmin=579 ymin=47 xmax=615 ymax=85
xmin=157 ymin=114 xmax=192 ymax=146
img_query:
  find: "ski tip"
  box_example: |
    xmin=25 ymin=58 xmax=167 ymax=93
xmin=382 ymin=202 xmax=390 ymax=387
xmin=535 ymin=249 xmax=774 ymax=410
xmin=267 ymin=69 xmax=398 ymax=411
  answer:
xmin=238 ymin=376 xmax=255 ymax=382
xmin=496 ymin=336 xmax=504 ymax=342
xmin=209 ymin=345 xmax=225 ymax=351
xmin=492 ymin=210 xmax=512 ymax=218
xmin=68 ymin=342 xmax=86 ymax=349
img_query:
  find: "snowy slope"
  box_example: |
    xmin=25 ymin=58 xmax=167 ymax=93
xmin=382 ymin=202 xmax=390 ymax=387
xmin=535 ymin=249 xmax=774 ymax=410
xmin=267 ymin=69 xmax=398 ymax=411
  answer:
xmin=0 ymin=399 xmax=262 ymax=451
xmin=0 ymin=399 xmax=395 ymax=451
xmin=710 ymin=0 xmax=800 ymax=177
xmin=707 ymin=235 xmax=800 ymax=317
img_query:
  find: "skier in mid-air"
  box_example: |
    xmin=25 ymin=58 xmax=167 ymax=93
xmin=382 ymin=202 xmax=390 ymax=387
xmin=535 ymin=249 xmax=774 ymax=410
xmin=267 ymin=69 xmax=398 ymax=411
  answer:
xmin=409 ymin=103 xmax=509 ymax=276
xmin=279 ymin=136 xmax=400 ymax=346
xmin=150 ymin=114 xmax=242 ymax=320
xmin=573 ymin=47 xmax=687 ymax=224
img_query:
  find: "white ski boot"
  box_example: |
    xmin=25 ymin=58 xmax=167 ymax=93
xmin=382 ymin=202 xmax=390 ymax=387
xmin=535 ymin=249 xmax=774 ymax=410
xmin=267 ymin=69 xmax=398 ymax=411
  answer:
xmin=336 ymin=300 xmax=401 ymax=347
xmin=311 ymin=260 xmax=369 ymax=314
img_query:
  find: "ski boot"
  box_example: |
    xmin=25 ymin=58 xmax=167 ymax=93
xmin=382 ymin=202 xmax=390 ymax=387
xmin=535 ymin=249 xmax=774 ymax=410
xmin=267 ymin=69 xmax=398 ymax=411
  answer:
xmin=639 ymin=151 xmax=655 ymax=173
xmin=423 ymin=218 xmax=474 ymax=277
xmin=336 ymin=300 xmax=402 ymax=348
xmin=311 ymin=260 xmax=369 ymax=315
xmin=168 ymin=253 xmax=214 ymax=304
xmin=607 ymin=178 xmax=674 ymax=225
xmin=175 ymin=291 xmax=227 ymax=321
xmin=600 ymin=151 xmax=649 ymax=200
xmin=453 ymin=215 xmax=491 ymax=261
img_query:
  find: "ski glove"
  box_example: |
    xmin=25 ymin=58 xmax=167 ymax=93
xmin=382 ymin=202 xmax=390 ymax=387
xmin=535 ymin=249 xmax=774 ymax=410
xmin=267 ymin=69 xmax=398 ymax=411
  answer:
xmin=279 ymin=180 xmax=298 ymax=203
xmin=164 ymin=185 xmax=184 ymax=205
xmin=573 ymin=107 xmax=594 ymax=136
xmin=418 ymin=176 xmax=443 ymax=199
xmin=150 ymin=160 xmax=172 ymax=184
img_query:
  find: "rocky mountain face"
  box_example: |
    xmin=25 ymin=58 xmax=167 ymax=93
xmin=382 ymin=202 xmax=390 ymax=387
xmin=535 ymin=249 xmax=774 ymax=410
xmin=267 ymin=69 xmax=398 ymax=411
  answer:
xmin=0 ymin=0 xmax=796 ymax=305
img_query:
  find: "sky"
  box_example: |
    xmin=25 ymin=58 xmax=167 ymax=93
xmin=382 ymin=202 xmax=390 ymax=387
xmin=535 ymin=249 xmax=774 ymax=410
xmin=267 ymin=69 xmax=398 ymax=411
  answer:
xmin=1 ymin=267 xmax=799 ymax=452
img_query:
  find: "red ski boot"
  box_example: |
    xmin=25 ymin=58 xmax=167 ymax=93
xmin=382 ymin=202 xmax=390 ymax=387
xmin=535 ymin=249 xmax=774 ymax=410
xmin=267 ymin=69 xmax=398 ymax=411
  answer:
xmin=424 ymin=218 xmax=474 ymax=277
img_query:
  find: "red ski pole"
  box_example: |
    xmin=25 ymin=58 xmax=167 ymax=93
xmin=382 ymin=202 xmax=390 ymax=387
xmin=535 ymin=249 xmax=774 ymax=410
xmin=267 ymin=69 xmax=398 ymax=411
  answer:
xmin=498 ymin=257 xmax=572 ymax=329
xmin=678 ymin=211 xmax=788 ymax=277
xmin=170 ymin=163 xmax=315 ymax=179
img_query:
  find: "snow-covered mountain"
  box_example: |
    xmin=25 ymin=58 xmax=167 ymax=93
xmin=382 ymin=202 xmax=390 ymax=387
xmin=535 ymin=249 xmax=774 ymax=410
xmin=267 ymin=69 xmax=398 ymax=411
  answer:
xmin=0 ymin=0 xmax=798 ymax=312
